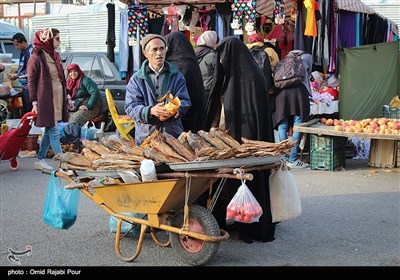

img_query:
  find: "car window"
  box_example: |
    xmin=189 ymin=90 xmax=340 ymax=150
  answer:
xmin=100 ymin=56 xmax=114 ymax=79
xmin=4 ymin=42 xmax=20 ymax=63
xmin=70 ymin=56 xmax=95 ymax=77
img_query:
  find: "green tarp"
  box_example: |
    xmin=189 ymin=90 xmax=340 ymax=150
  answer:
xmin=338 ymin=41 xmax=400 ymax=120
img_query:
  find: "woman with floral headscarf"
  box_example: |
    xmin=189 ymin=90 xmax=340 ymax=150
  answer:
xmin=66 ymin=63 xmax=100 ymax=126
xmin=28 ymin=28 xmax=73 ymax=170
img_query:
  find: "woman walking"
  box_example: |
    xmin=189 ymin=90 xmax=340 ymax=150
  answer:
xmin=28 ymin=28 xmax=72 ymax=170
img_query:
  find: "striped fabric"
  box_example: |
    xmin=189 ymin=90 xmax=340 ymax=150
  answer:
xmin=336 ymin=0 xmax=375 ymax=14
xmin=256 ymin=0 xmax=295 ymax=18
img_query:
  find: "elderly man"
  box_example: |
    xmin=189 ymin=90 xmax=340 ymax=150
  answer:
xmin=125 ymin=34 xmax=191 ymax=145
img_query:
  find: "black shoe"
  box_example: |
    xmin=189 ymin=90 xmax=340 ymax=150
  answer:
xmin=261 ymin=237 xmax=276 ymax=243
xmin=239 ymin=233 xmax=253 ymax=244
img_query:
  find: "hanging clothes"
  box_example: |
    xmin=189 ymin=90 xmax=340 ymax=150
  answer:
xmin=127 ymin=3 xmax=149 ymax=46
xmin=106 ymin=3 xmax=116 ymax=63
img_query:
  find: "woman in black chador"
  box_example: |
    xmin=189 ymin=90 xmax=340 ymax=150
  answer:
xmin=165 ymin=31 xmax=206 ymax=133
xmin=204 ymin=36 xmax=276 ymax=243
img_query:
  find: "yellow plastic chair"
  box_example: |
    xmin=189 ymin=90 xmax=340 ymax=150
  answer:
xmin=105 ymin=89 xmax=135 ymax=141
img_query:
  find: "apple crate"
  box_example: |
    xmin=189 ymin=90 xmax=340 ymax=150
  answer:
xmin=382 ymin=105 xmax=400 ymax=119
xmin=368 ymin=139 xmax=398 ymax=168
xmin=310 ymin=134 xmax=346 ymax=171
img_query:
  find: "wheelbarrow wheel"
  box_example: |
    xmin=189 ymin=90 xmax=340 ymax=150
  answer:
xmin=170 ymin=204 xmax=220 ymax=266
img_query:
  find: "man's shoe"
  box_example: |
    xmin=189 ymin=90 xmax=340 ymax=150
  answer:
xmin=287 ymin=159 xmax=309 ymax=169
xmin=34 ymin=159 xmax=53 ymax=170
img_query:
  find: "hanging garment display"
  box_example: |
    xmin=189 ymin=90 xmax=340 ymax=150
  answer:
xmin=274 ymin=0 xmax=285 ymax=25
xmin=162 ymin=4 xmax=180 ymax=35
xmin=231 ymin=0 xmax=257 ymax=35
xmin=127 ymin=3 xmax=149 ymax=46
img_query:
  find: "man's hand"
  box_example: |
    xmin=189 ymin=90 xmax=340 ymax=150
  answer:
xmin=150 ymin=102 xmax=172 ymax=120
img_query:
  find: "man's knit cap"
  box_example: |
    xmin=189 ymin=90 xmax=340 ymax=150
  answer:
xmin=141 ymin=34 xmax=166 ymax=52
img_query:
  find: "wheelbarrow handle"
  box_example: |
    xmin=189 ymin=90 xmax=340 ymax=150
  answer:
xmin=41 ymin=168 xmax=74 ymax=183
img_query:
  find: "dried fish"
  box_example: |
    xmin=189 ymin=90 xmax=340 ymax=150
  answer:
xmin=187 ymin=131 xmax=213 ymax=151
xmin=209 ymin=127 xmax=241 ymax=148
xmin=197 ymin=130 xmax=232 ymax=150
xmin=101 ymin=153 xmax=145 ymax=162
xmin=143 ymin=147 xmax=181 ymax=163
xmin=91 ymin=159 xmax=137 ymax=167
xmin=59 ymin=161 xmax=94 ymax=171
xmin=149 ymin=135 xmax=188 ymax=162
xmin=101 ymin=135 xmax=122 ymax=151
xmin=82 ymin=140 xmax=115 ymax=155
xmin=82 ymin=148 xmax=101 ymax=162
xmin=163 ymin=132 xmax=196 ymax=161
xmin=141 ymin=129 xmax=160 ymax=148
xmin=53 ymin=152 xmax=92 ymax=167
xmin=177 ymin=132 xmax=195 ymax=153
xmin=96 ymin=165 xmax=141 ymax=170
xmin=120 ymin=145 xmax=144 ymax=156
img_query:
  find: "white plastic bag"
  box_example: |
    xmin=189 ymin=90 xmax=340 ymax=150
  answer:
xmin=226 ymin=180 xmax=263 ymax=224
xmin=80 ymin=121 xmax=97 ymax=140
xmin=269 ymin=161 xmax=302 ymax=222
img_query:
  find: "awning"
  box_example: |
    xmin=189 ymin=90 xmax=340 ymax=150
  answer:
xmin=336 ymin=0 xmax=375 ymax=14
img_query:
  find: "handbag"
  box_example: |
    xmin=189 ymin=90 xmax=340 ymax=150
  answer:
xmin=69 ymin=97 xmax=88 ymax=113
xmin=43 ymin=171 xmax=80 ymax=229
xmin=269 ymin=161 xmax=302 ymax=222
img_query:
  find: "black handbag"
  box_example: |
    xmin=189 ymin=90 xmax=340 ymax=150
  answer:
xmin=69 ymin=97 xmax=87 ymax=112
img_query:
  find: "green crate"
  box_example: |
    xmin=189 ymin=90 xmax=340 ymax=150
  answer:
xmin=310 ymin=134 xmax=347 ymax=152
xmin=382 ymin=105 xmax=400 ymax=119
xmin=310 ymin=134 xmax=346 ymax=171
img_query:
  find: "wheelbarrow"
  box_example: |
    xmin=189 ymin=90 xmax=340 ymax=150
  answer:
xmin=46 ymin=169 xmax=254 ymax=266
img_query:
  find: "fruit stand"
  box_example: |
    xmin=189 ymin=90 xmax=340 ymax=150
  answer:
xmin=294 ymin=119 xmax=400 ymax=169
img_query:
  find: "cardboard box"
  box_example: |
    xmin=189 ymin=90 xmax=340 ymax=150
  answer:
xmin=368 ymin=139 xmax=398 ymax=168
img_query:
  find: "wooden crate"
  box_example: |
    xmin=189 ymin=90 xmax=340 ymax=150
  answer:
xmin=368 ymin=139 xmax=398 ymax=168
xmin=397 ymin=141 xmax=400 ymax=168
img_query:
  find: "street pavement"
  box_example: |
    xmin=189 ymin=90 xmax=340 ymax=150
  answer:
xmin=0 ymin=156 xmax=399 ymax=271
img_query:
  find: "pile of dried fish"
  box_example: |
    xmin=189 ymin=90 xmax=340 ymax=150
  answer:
xmin=53 ymin=128 xmax=294 ymax=171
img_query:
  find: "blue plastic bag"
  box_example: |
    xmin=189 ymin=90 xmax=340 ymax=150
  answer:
xmin=43 ymin=171 xmax=80 ymax=229
xmin=109 ymin=213 xmax=142 ymax=237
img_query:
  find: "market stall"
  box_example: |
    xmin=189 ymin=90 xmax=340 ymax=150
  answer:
xmin=294 ymin=118 xmax=400 ymax=169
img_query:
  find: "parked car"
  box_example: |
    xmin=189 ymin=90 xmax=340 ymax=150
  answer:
xmin=0 ymin=21 xmax=24 ymax=64
xmin=60 ymin=51 xmax=127 ymax=115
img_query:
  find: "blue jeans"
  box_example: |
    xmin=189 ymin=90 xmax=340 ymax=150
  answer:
xmin=277 ymin=115 xmax=302 ymax=162
xmin=37 ymin=126 xmax=62 ymax=160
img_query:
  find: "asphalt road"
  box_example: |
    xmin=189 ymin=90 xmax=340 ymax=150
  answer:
xmin=0 ymin=156 xmax=399 ymax=272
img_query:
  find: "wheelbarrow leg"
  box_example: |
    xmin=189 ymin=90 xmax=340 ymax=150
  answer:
xmin=114 ymin=218 xmax=148 ymax=262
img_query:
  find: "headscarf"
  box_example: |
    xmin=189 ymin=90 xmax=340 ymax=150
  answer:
xmin=196 ymin=30 xmax=218 ymax=48
xmin=195 ymin=30 xmax=218 ymax=60
xmin=66 ymin=63 xmax=85 ymax=99
xmin=165 ymin=31 xmax=206 ymax=133
xmin=33 ymin=28 xmax=64 ymax=83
